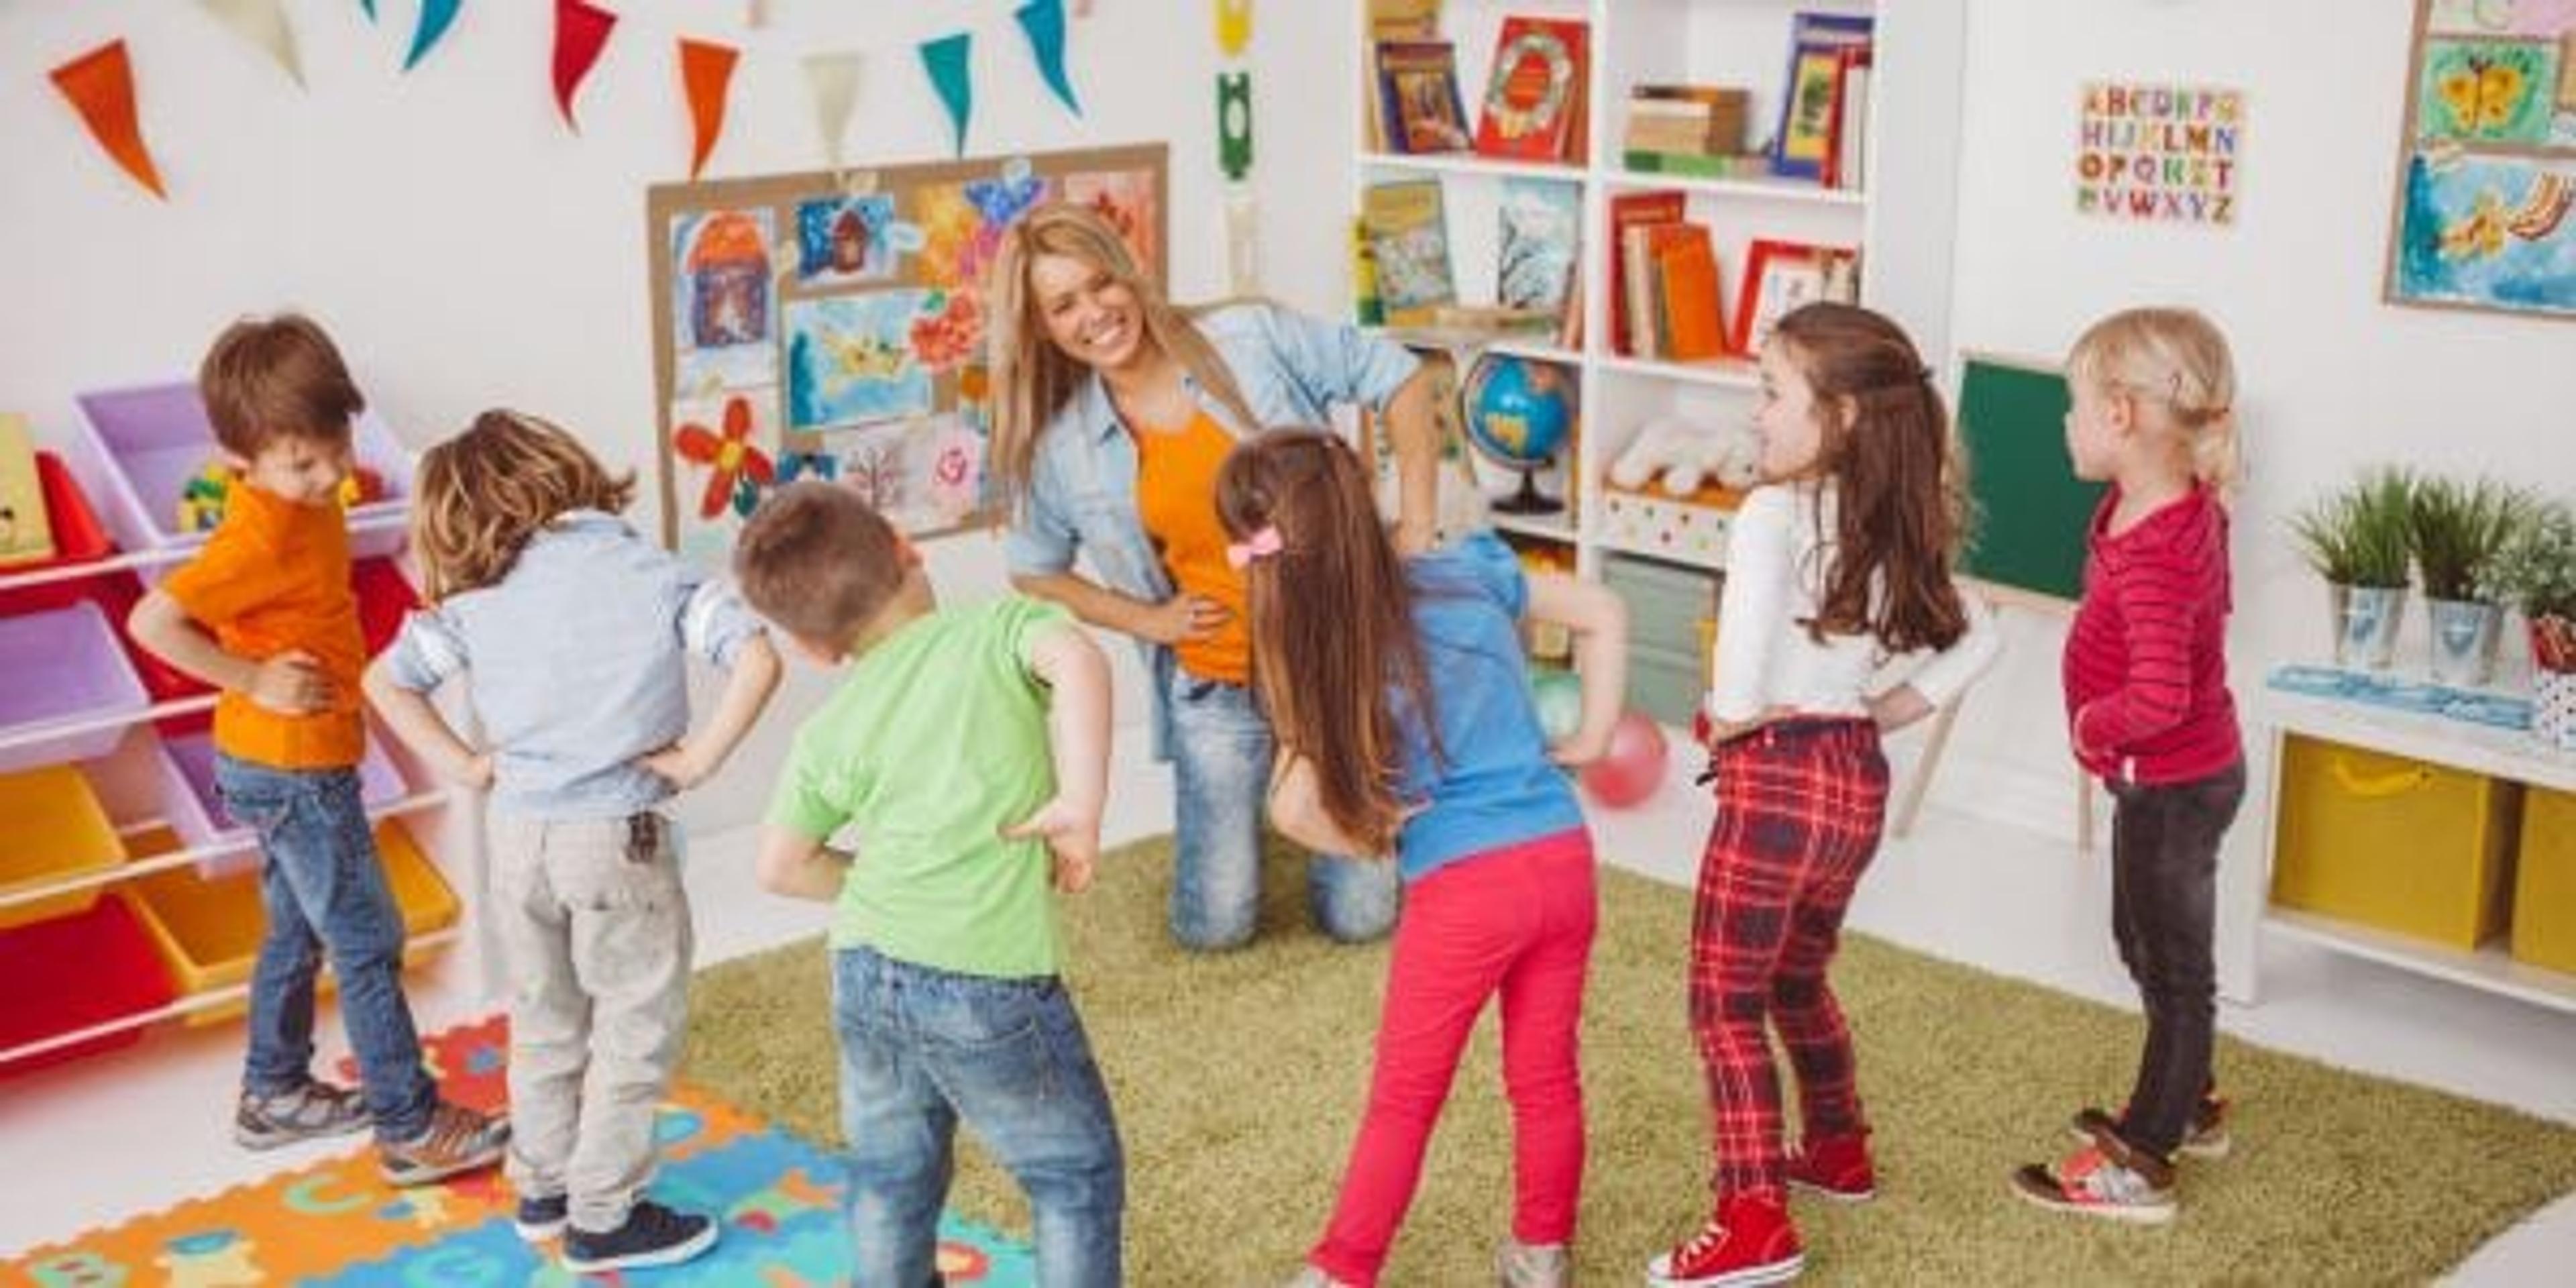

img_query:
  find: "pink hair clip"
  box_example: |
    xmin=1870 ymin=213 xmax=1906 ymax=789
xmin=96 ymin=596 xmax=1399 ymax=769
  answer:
xmin=1225 ymin=525 xmax=1283 ymax=570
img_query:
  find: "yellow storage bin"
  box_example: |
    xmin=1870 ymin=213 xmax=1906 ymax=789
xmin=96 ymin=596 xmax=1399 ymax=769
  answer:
xmin=2512 ymin=788 xmax=2576 ymax=975
xmin=127 ymin=818 xmax=460 ymax=1025
xmin=0 ymin=764 xmax=125 ymax=930
xmin=2271 ymin=735 xmax=2520 ymax=949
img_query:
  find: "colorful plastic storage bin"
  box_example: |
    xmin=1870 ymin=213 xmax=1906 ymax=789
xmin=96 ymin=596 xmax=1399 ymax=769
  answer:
xmin=2512 ymin=787 xmax=2576 ymax=975
xmin=128 ymin=818 xmax=458 ymax=1026
xmin=0 ymin=452 xmax=119 ymax=616
xmin=0 ymin=892 xmax=177 ymax=1076
xmin=2271 ymin=735 xmax=2522 ymax=949
xmin=0 ymin=763 xmax=127 ymax=929
xmin=73 ymin=380 xmax=414 ymax=560
xmin=0 ymin=600 xmax=151 ymax=772
xmin=156 ymin=724 xmax=410 ymax=877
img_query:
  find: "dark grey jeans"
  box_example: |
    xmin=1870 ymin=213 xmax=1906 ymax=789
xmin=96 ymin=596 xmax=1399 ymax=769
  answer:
xmin=2107 ymin=759 xmax=2246 ymax=1159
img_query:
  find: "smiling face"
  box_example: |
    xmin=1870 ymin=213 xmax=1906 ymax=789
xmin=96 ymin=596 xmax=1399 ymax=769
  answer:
xmin=1029 ymin=251 xmax=1152 ymax=375
xmin=230 ymin=433 xmax=352 ymax=508
xmin=1752 ymin=339 xmax=1837 ymax=482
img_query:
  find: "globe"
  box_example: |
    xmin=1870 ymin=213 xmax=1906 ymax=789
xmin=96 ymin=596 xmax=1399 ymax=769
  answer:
xmin=1463 ymin=355 xmax=1572 ymax=513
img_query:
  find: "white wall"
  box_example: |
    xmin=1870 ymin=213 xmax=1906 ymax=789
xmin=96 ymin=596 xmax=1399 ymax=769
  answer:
xmin=0 ymin=0 xmax=1352 ymax=831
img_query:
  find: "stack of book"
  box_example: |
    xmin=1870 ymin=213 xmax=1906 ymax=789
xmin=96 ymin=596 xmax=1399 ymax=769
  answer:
xmin=1607 ymin=189 xmax=1727 ymax=362
xmin=1365 ymin=0 xmax=1468 ymax=154
xmin=1621 ymin=85 xmax=1768 ymax=180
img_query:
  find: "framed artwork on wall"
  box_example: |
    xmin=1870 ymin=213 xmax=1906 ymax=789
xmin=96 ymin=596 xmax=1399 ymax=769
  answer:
xmin=2385 ymin=1 xmax=2576 ymax=320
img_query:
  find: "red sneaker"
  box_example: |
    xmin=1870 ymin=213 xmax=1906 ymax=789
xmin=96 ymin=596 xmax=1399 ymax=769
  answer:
xmin=1784 ymin=1132 xmax=1876 ymax=1202
xmin=1646 ymin=1191 xmax=1804 ymax=1286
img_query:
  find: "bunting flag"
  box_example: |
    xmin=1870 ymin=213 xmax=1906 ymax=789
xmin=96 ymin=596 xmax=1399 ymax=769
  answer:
xmin=49 ymin=40 xmax=167 ymax=200
xmin=680 ymin=38 xmax=741 ymax=179
xmin=918 ymin=32 xmax=973 ymax=156
xmin=359 ymin=0 xmax=377 ymax=19
xmin=1014 ymin=0 xmax=1079 ymax=117
xmin=199 ymin=0 xmax=305 ymax=87
xmin=1215 ymin=0 xmax=1251 ymax=58
xmin=404 ymin=0 xmax=464 ymax=71
xmin=551 ymin=0 xmax=617 ymax=131
xmin=803 ymin=52 xmax=865 ymax=170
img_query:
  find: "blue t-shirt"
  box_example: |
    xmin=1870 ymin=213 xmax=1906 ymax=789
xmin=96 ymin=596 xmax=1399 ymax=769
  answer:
xmin=1393 ymin=533 xmax=1585 ymax=882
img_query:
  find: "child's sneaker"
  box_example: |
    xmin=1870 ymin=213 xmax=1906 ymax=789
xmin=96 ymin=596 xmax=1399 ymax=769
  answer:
xmin=2011 ymin=1123 xmax=2177 ymax=1225
xmin=1784 ymin=1132 xmax=1876 ymax=1202
xmin=377 ymin=1100 xmax=510 ymax=1187
xmin=513 ymin=1192 xmax=568 ymax=1243
xmin=562 ymin=1200 xmax=718 ymax=1274
xmin=233 ymin=1081 xmax=370 ymax=1150
xmin=1497 ymin=1238 xmax=1570 ymax=1288
xmin=2068 ymin=1093 xmax=2231 ymax=1160
xmin=1646 ymin=1191 xmax=1804 ymax=1286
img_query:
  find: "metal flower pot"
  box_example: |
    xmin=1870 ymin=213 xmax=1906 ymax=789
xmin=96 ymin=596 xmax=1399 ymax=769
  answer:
xmin=2425 ymin=598 xmax=2503 ymax=688
xmin=2330 ymin=583 xmax=2407 ymax=671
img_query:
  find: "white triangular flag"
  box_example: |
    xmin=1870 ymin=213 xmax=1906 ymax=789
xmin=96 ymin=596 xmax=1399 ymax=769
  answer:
xmin=199 ymin=0 xmax=303 ymax=87
xmin=804 ymin=52 xmax=864 ymax=170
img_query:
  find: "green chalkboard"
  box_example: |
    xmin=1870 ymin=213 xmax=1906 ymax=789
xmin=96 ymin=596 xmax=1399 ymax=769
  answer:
xmin=1954 ymin=354 xmax=2106 ymax=604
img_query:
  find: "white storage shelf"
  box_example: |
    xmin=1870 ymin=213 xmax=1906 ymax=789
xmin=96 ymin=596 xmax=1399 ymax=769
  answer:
xmin=1350 ymin=0 xmax=1966 ymax=583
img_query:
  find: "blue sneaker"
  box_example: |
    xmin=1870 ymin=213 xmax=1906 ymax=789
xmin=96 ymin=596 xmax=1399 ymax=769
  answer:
xmin=514 ymin=1192 xmax=568 ymax=1242
xmin=563 ymin=1200 xmax=718 ymax=1274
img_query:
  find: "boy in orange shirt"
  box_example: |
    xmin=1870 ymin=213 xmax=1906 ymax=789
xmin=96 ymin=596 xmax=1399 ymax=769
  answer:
xmin=128 ymin=314 xmax=508 ymax=1185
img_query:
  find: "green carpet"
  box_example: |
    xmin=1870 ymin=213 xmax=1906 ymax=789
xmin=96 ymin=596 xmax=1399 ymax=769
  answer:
xmin=684 ymin=835 xmax=2576 ymax=1284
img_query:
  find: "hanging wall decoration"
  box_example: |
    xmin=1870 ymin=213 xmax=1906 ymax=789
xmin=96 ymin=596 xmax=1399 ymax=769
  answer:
xmin=680 ymin=38 xmax=741 ymax=179
xmin=2074 ymin=83 xmax=2241 ymax=226
xmin=2386 ymin=0 xmax=2576 ymax=319
xmin=1016 ymin=0 xmax=1081 ymax=117
xmin=198 ymin=0 xmax=305 ymax=87
xmin=402 ymin=0 xmax=465 ymax=71
xmin=1214 ymin=1 xmax=1258 ymax=293
xmin=920 ymin=33 xmax=975 ymax=156
xmin=49 ymin=40 xmax=167 ymax=200
xmin=804 ymin=52 xmax=865 ymax=169
xmin=551 ymin=0 xmax=617 ymax=131
xmin=1216 ymin=0 xmax=1252 ymax=58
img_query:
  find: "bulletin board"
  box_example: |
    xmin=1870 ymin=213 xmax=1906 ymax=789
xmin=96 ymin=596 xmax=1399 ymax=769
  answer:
xmin=1953 ymin=352 xmax=2104 ymax=609
xmin=646 ymin=142 xmax=1168 ymax=562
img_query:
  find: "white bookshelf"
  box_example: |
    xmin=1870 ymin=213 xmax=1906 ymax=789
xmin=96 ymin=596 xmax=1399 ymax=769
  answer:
xmin=1350 ymin=0 xmax=1968 ymax=582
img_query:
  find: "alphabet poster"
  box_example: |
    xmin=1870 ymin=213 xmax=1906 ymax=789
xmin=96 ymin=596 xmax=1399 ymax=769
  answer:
xmin=2075 ymin=83 xmax=2242 ymax=227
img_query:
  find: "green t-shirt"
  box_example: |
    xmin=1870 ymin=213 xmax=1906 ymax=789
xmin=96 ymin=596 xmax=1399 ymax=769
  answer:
xmin=768 ymin=596 xmax=1071 ymax=977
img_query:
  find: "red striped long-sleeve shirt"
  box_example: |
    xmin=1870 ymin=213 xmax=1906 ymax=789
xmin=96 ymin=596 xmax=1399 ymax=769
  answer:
xmin=2061 ymin=483 xmax=2241 ymax=785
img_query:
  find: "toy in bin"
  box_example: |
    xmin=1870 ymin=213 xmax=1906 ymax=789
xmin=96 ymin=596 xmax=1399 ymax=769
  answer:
xmin=0 ymin=413 xmax=56 ymax=567
xmin=174 ymin=460 xmax=385 ymax=533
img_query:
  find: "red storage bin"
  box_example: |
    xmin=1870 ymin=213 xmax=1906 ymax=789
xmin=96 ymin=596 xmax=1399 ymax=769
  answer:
xmin=0 ymin=452 xmax=119 ymax=616
xmin=0 ymin=892 xmax=178 ymax=1077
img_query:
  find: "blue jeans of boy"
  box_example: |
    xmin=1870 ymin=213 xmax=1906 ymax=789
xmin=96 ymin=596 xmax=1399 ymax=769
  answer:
xmin=1167 ymin=670 xmax=1399 ymax=950
xmin=217 ymin=753 xmax=437 ymax=1143
xmin=833 ymin=946 xmax=1124 ymax=1288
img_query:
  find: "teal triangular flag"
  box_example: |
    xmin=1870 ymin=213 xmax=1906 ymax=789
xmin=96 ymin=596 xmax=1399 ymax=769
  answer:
xmin=404 ymin=0 xmax=462 ymax=71
xmin=1015 ymin=0 xmax=1079 ymax=117
xmin=919 ymin=32 xmax=973 ymax=156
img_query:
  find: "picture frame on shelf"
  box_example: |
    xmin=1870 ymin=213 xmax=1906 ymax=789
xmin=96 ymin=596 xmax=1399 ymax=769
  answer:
xmin=1733 ymin=238 xmax=1856 ymax=356
xmin=1771 ymin=12 xmax=1874 ymax=181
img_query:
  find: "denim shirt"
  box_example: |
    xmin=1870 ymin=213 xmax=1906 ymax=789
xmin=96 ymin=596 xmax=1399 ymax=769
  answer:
xmin=1002 ymin=301 xmax=1420 ymax=757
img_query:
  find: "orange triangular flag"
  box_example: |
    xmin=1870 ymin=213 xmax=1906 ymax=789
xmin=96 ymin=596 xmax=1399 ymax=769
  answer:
xmin=50 ymin=40 xmax=166 ymax=199
xmin=679 ymin=38 xmax=739 ymax=180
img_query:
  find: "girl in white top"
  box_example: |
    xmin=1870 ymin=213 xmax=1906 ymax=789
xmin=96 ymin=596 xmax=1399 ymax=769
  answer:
xmin=1648 ymin=303 xmax=1997 ymax=1288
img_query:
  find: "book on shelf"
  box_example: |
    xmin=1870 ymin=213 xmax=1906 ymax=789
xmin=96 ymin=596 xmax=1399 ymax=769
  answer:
xmin=1824 ymin=47 xmax=1872 ymax=191
xmin=1621 ymin=150 xmax=1778 ymax=180
xmin=1772 ymin=11 xmax=1874 ymax=182
xmin=1496 ymin=177 xmax=1580 ymax=321
xmin=1655 ymin=225 xmax=1725 ymax=362
xmin=1376 ymin=40 xmax=1473 ymax=154
xmin=1362 ymin=0 xmax=1444 ymax=150
xmin=1351 ymin=216 xmax=1385 ymax=326
xmin=1607 ymin=189 xmax=1686 ymax=357
xmin=1361 ymin=178 xmax=1456 ymax=329
xmin=1622 ymin=85 xmax=1748 ymax=157
xmin=1472 ymin=15 xmax=1589 ymax=164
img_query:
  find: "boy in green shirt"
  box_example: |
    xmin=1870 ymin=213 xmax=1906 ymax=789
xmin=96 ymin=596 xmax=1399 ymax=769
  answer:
xmin=733 ymin=482 xmax=1123 ymax=1287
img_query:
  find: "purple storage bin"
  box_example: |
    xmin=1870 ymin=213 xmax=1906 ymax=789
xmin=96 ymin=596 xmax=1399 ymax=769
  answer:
xmin=158 ymin=728 xmax=411 ymax=877
xmin=0 ymin=601 xmax=152 ymax=773
xmin=72 ymin=380 xmax=415 ymax=562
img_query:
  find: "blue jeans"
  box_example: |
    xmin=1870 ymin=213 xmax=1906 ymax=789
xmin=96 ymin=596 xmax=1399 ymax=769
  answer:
xmin=1166 ymin=670 xmax=1399 ymax=950
xmin=833 ymin=946 xmax=1124 ymax=1288
xmin=215 ymin=754 xmax=437 ymax=1142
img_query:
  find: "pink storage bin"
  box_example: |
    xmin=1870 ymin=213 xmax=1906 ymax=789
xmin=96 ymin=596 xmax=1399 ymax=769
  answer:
xmin=157 ymin=726 xmax=411 ymax=877
xmin=72 ymin=380 xmax=415 ymax=563
xmin=0 ymin=600 xmax=151 ymax=773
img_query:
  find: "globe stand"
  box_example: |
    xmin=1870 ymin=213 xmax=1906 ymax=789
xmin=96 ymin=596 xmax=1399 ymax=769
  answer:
xmin=1492 ymin=464 xmax=1563 ymax=515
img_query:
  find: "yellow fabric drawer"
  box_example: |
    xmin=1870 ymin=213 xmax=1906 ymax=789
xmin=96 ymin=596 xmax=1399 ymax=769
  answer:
xmin=2271 ymin=736 xmax=2520 ymax=949
xmin=2513 ymin=788 xmax=2576 ymax=975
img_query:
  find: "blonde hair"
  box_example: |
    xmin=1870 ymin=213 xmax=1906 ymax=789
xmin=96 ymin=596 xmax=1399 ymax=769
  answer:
xmin=409 ymin=411 xmax=635 ymax=601
xmin=733 ymin=481 xmax=907 ymax=648
xmin=2066 ymin=307 xmax=2240 ymax=498
xmin=984 ymin=202 xmax=1259 ymax=518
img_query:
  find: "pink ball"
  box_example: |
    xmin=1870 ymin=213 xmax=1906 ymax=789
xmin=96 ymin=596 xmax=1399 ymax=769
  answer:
xmin=1580 ymin=710 xmax=1668 ymax=808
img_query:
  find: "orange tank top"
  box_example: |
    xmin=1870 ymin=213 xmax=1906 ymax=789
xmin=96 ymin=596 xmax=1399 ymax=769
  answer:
xmin=1133 ymin=411 xmax=1252 ymax=684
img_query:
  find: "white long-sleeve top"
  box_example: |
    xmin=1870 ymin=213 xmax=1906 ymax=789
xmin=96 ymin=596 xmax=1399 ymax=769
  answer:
xmin=1707 ymin=483 xmax=2000 ymax=723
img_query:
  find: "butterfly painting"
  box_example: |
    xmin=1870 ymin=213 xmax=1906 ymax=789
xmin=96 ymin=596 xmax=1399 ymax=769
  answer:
xmin=2417 ymin=38 xmax=2557 ymax=144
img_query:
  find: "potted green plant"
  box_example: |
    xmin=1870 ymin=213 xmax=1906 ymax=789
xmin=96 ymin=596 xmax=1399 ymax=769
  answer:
xmin=2290 ymin=467 xmax=2414 ymax=670
xmin=2408 ymin=476 xmax=2531 ymax=686
xmin=2479 ymin=500 xmax=2576 ymax=749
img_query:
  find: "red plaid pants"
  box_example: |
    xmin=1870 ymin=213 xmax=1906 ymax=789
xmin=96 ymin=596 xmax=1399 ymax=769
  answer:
xmin=1689 ymin=717 xmax=1888 ymax=1198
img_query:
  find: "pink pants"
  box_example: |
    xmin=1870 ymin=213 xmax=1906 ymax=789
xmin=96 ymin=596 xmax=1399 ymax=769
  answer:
xmin=1309 ymin=829 xmax=1598 ymax=1286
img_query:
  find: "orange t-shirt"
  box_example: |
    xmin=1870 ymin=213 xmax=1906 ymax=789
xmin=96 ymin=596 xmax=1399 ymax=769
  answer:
xmin=1134 ymin=411 xmax=1252 ymax=684
xmin=158 ymin=481 xmax=368 ymax=769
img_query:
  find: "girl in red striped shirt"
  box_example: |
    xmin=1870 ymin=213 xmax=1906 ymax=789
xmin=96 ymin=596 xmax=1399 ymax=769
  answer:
xmin=2013 ymin=307 xmax=2245 ymax=1226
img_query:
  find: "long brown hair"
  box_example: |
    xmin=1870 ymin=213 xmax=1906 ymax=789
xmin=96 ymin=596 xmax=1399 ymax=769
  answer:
xmin=409 ymin=410 xmax=635 ymax=602
xmin=985 ymin=203 xmax=1258 ymax=517
xmin=1770 ymin=303 xmax=1970 ymax=653
xmin=1214 ymin=430 xmax=1434 ymax=856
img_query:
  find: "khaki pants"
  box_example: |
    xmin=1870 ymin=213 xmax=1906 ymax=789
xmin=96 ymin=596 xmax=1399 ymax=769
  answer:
xmin=488 ymin=812 xmax=692 ymax=1232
